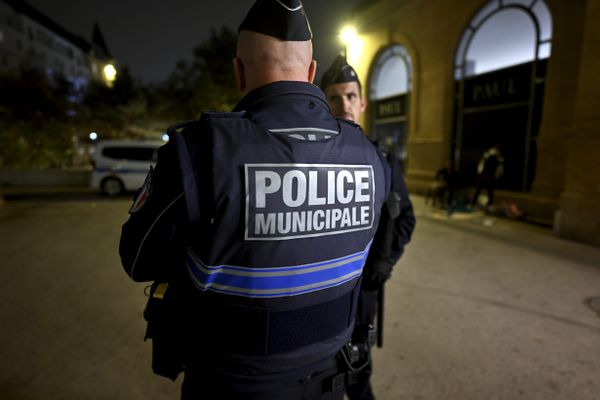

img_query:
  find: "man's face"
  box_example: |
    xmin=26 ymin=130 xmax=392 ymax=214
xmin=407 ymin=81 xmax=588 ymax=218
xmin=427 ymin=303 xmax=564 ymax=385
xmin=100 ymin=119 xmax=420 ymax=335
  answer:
xmin=324 ymin=81 xmax=366 ymax=122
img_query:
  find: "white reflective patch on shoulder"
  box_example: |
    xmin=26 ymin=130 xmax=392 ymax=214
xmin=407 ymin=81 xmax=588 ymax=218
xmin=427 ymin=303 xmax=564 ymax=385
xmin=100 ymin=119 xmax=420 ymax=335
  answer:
xmin=129 ymin=167 xmax=153 ymax=214
xmin=276 ymin=0 xmax=303 ymax=12
xmin=268 ymin=127 xmax=339 ymax=142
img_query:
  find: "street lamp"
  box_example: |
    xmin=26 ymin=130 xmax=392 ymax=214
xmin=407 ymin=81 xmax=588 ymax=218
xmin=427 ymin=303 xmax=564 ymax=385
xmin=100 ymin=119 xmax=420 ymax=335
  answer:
xmin=340 ymin=26 xmax=358 ymax=53
xmin=103 ymin=64 xmax=117 ymax=87
xmin=339 ymin=25 xmax=362 ymax=65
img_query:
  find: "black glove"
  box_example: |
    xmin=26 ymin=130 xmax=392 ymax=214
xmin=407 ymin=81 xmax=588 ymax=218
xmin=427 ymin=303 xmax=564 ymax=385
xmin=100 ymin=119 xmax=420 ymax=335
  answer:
xmin=361 ymin=259 xmax=393 ymax=291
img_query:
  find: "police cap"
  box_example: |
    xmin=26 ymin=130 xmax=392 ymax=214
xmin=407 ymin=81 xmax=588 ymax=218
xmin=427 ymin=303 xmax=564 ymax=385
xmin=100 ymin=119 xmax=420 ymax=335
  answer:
xmin=320 ymin=55 xmax=361 ymax=91
xmin=239 ymin=0 xmax=312 ymax=41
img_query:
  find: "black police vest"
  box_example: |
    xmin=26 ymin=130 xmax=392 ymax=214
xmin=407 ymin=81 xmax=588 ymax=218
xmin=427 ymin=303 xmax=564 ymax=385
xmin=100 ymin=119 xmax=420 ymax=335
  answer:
xmin=173 ymin=112 xmax=389 ymax=379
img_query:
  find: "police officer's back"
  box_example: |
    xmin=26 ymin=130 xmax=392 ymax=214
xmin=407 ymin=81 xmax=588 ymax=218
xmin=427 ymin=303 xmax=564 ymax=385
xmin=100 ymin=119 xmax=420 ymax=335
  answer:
xmin=119 ymin=1 xmax=390 ymax=399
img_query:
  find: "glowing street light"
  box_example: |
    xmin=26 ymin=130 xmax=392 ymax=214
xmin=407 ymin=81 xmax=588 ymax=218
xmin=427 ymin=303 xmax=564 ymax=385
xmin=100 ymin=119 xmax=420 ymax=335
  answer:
xmin=340 ymin=26 xmax=358 ymax=47
xmin=339 ymin=25 xmax=363 ymax=66
xmin=103 ymin=64 xmax=117 ymax=86
xmin=89 ymin=132 xmax=98 ymax=141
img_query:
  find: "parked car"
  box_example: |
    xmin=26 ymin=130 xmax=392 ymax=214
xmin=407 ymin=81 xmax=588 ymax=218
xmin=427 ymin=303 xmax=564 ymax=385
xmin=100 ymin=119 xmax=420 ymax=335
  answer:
xmin=90 ymin=140 xmax=163 ymax=196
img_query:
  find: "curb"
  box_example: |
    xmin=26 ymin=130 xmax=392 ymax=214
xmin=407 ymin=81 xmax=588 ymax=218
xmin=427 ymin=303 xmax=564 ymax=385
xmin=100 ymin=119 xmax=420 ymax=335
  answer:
xmin=0 ymin=187 xmax=99 ymax=202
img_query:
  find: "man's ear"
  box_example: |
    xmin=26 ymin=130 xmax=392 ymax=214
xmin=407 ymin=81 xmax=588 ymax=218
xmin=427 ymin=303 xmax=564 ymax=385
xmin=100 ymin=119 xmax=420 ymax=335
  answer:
xmin=233 ymin=57 xmax=246 ymax=93
xmin=360 ymin=95 xmax=367 ymax=113
xmin=308 ymin=60 xmax=317 ymax=84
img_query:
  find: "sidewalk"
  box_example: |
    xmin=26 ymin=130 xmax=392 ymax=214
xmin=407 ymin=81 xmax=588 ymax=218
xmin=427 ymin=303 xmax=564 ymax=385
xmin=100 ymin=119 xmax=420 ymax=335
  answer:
xmin=371 ymin=195 xmax=600 ymax=400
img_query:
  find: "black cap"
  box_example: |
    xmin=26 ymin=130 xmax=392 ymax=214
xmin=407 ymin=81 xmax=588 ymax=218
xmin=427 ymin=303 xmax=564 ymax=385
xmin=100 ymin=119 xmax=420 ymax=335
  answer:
xmin=320 ymin=55 xmax=361 ymax=91
xmin=238 ymin=0 xmax=312 ymax=41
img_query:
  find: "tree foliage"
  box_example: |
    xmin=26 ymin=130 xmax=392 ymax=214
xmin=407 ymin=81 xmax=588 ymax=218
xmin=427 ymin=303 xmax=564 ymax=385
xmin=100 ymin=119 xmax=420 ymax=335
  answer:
xmin=0 ymin=69 xmax=74 ymax=168
xmin=0 ymin=68 xmax=67 ymax=125
xmin=159 ymin=26 xmax=240 ymax=120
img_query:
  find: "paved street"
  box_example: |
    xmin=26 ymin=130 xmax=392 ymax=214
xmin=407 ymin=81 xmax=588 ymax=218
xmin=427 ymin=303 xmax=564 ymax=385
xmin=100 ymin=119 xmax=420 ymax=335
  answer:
xmin=0 ymin=194 xmax=598 ymax=399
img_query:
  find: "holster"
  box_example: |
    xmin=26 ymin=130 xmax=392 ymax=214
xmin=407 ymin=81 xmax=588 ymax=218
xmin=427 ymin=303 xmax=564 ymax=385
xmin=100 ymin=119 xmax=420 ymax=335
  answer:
xmin=339 ymin=323 xmax=376 ymax=385
xmin=143 ymin=282 xmax=184 ymax=381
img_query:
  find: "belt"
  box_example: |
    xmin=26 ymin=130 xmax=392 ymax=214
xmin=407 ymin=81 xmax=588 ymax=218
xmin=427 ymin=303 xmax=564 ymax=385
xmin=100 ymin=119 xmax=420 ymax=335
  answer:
xmin=301 ymin=355 xmax=345 ymax=396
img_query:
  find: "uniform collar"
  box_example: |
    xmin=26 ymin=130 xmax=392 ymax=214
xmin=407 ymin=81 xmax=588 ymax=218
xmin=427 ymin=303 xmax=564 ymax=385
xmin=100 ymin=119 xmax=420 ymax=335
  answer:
xmin=233 ymin=81 xmax=330 ymax=113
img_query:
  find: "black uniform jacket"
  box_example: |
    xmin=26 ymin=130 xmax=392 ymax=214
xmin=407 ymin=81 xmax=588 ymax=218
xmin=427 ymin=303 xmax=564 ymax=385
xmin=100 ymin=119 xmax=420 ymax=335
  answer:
xmin=365 ymin=150 xmax=415 ymax=271
xmin=119 ymin=81 xmax=390 ymax=385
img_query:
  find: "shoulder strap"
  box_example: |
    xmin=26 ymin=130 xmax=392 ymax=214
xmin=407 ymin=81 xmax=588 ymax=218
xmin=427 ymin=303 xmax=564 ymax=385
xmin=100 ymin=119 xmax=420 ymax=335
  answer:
xmin=169 ymin=120 xmax=204 ymax=226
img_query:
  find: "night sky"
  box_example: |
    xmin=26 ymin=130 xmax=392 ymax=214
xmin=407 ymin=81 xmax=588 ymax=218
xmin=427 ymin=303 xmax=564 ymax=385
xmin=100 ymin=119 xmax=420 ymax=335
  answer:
xmin=25 ymin=0 xmax=358 ymax=84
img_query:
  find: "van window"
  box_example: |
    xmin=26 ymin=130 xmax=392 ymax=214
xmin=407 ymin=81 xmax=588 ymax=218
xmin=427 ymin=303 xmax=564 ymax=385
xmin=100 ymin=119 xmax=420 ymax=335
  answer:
xmin=102 ymin=147 xmax=155 ymax=161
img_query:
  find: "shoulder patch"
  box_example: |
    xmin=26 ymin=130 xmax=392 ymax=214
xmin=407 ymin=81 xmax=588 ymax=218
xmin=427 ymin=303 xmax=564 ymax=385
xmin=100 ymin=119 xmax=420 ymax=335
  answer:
xmin=129 ymin=166 xmax=153 ymax=214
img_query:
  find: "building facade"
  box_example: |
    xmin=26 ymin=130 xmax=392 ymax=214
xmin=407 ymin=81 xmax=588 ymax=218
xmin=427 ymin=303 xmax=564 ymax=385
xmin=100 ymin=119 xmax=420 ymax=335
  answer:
xmin=347 ymin=0 xmax=599 ymax=246
xmin=0 ymin=0 xmax=114 ymax=90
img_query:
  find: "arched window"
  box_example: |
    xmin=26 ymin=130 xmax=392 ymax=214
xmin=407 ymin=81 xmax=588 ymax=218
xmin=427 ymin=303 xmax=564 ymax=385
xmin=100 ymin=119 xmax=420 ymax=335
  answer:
xmin=369 ymin=45 xmax=412 ymax=100
xmin=455 ymin=0 xmax=552 ymax=79
xmin=368 ymin=44 xmax=413 ymax=168
xmin=452 ymin=0 xmax=553 ymax=192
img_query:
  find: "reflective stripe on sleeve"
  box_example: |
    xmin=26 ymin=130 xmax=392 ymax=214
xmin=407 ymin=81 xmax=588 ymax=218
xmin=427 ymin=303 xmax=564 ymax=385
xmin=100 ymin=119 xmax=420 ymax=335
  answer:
xmin=128 ymin=192 xmax=184 ymax=279
xmin=185 ymin=241 xmax=371 ymax=298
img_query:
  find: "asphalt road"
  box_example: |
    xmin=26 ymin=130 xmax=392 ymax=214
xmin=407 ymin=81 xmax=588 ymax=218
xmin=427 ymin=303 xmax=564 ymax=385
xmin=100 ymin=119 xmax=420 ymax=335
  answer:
xmin=0 ymin=194 xmax=598 ymax=400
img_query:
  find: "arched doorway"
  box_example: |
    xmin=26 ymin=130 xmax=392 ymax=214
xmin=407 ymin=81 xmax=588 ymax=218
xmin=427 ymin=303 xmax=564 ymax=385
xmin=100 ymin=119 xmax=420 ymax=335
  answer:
xmin=368 ymin=44 xmax=412 ymax=168
xmin=453 ymin=0 xmax=552 ymax=191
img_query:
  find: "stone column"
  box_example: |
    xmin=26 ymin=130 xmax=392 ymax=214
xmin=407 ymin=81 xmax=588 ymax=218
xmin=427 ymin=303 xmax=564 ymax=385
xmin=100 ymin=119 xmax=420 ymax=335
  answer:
xmin=555 ymin=0 xmax=600 ymax=246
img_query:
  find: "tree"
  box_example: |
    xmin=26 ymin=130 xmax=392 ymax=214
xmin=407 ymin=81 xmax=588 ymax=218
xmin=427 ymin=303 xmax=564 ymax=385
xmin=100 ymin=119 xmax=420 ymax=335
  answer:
xmin=0 ymin=68 xmax=66 ymax=124
xmin=160 ymin=26 xmax=240 ymax=119
xmin=83 ymin=65 xmax=140 ymax=108
xmin=0 ymin=68 xmax=75 ymax=168
xmin=79 ymin=65 xmax=150 ymax=139
xmin=191 ymin=26 xmax=237 ymax=88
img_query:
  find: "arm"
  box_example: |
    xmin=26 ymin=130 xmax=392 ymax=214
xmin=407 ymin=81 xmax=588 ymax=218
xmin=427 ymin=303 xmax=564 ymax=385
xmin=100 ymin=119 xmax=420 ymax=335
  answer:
xmin=362 ymin=154 xmax=415 ymax=289
xmin=389 ymin=160 xmax=416 ymax=262
xmin=119 ymin=141 xmax=187 ymax=282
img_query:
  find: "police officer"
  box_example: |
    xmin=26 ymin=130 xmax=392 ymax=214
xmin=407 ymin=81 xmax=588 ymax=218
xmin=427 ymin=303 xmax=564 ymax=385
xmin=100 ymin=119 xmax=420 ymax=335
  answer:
xmin=321 ymin=55 xmax=416 ymax=400
xmin=119 ymin=1 xmax=391 ymax=399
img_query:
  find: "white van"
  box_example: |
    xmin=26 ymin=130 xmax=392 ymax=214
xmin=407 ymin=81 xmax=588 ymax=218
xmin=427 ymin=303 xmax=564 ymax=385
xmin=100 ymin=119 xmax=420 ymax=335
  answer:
xmin=90 ymin=140 xmax=163 ymax=196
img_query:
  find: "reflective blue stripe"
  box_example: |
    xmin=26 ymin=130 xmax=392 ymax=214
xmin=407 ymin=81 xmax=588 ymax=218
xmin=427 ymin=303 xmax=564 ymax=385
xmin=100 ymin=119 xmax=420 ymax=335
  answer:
xmin=185 ymin=241 xmax=371 ymax=298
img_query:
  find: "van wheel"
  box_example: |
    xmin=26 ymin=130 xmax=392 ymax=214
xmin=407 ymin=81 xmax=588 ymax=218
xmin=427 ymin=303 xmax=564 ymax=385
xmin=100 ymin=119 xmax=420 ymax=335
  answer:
xmin=101 ymin=177 xmax=124 ymax=197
